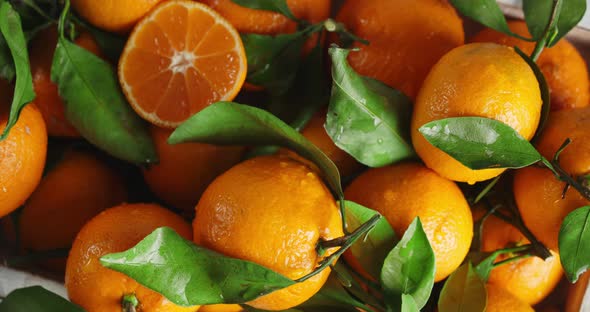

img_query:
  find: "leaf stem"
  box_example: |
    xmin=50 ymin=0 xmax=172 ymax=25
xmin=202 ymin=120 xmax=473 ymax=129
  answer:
xmin=540 ymin=139 xmax=590 ymax=201
xmin=492 ymin=253 xmax=532 ymax=268
xmin=530 ymin=0 xmax=562 ymax=61
xmin=122 ymin=294 xmax=139 ymax=312
xmin=299 ymin=214 xmax=381 ymax=283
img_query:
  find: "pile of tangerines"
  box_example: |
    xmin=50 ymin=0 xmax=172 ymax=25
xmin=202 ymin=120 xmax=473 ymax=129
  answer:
xmin=0 ymin=0 xmax=589 ymax=311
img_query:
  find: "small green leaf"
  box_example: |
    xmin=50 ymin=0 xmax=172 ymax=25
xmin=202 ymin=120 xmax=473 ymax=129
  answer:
xmin=100 ymin=227 xmax=295 ymax=305
xmin=51 ymin=1 xmax=157 ymax=164
xmin=169 ymin=101 xmax=343 ymax=198
xmin=381 ymin=218 xmax=435 ymax=310
xmin=231 ymin=0 xmax=297 ymax=21
xmin=438 ymin=263 xmax=487 ymax=312
xmin=402 ymin=294 xmax=420 ymax=312
xmin=523 ymin=0 xmax=586 ymax=45
xmin=0 ymin=286 xmax=85 ymax=312
xmin=345 ymin=200 xmax=396 ymax=280
xmin=0 ymin=1 xmax=35 ymax=140
xmin=326 ymin=47 xmax=414 ymax=167
xmin=449 ymin=0 xmax=531 ymax=41
xmin=419 ymin=117 xmax=543 ymax=170
xmin=559 ymin=206 xmax=590 ymax=282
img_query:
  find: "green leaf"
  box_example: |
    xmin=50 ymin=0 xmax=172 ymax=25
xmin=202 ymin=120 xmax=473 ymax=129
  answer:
xmin=231 ymin=0 xmax=297 ymax=21
xmin=380 ymin=217 xmax=435 ymax=310
xmin=0 ymin=34 xmax=15 ymax=80
xmin=72 ymin=16 xmax=126 ymax=63
xmin=296 ymin=274 xmax=368 ymax=311
xmin=326 ymin=47 xmax=414 ymax=167
xmin=0 ymin=1 xmax=35 ymax=140
xmin=345 ymin=200 xmax=396 ymax=280
xmin=559 ymin=206 xmax=590 ymax=282
xmin=169 ymin=101 xmax=343 ymax=198
xmin=100 ymin=227 xmax=295 ymax=305
xmin=523 ymin=0 xmax=586 ymax=45
xmin=51 ymin=1 xmax=157 ymax=164
xmin=438 ymin=263 xmax=487 ymax=312
xmin=0 ymin=286 xmax=85 ymax=312
xmin=419 ymin=117 xmax=543 ymax=170
xmin=449 ymin=0 xmax=531 ymax=41
xmin=402 ymin=294 xmax=420 ymax=312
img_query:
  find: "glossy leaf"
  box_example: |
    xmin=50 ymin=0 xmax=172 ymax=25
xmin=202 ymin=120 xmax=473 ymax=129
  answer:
xmin=51 ymin=2 xmax=157 ymax=164
xmin=438 ymin=263 xmax=487 ymax=312
xmin=419 ymin=117 xmax=543 ymax=170
xmin=231 ymin=0 xmax=297 ymax=21
xmin=402 ymin=294 xmax=420 ymax=312
xmin=0 ymin=286 xmax=84 ymax=312
xmin=450 ymin=0 xmax=529 ymax=40
xmin=345 ymin=200 xmax=396 ymax=279
xmin=101 ymin=227 xmax=294 ymax=305
xmin=381 ymin=218 xmax=435 ymax=310
xmin=559 ymin=206 xmax=590 ymax=282
xmin=0 ymin=0 xmax=35 ymax=140
xmin=523 ymin=0 xmax=586 ymax=45
xmin=326 ymin=47 xmax=414 ymax=167
xmin=169 ymin=101 xmax=343 ymax=197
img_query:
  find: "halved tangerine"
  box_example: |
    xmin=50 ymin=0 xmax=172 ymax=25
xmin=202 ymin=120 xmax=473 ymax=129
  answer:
xmin=119 ymin=0 xmax=247 ymax=128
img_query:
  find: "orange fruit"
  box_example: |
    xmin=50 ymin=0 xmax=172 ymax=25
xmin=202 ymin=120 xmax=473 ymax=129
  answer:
xmin=19 ymin=150 xmax=127 ymax=272
xmin=335 ymin=0 xmax=464 ymax=99
xmin=119 ymin=0 xmax=247 ymax=128
xmin=566 ymin=271 xmax=590 ymax=312
xmin=199 ymin=304 xmax=244 ymax=312
xmin=193 ymin=155 xmax=343 ymax=310
xmin=486 ymin=283 xmax=535 ymax=312
xmin=281 ymin=112 xmax=362 ymax=177
xmin=516 ymin=107 xmax=590 ymax=250
xmin=477 ymin=212 xmax=563 ymax=305
xmin=344 ymin=162 xmax=473 ymax=282
xmin=72 ymin=0 xmax=165 ymax=33
xmin=0 ymin=82 xmax=47 ymax=218
xmin=143 ymin=125 xmax=243 ymax=212
xmin=65 ymin=203 xmax=198 ymax=312
xmin=29 ymin=27 xmax=102 ymax=138
xmin=471 ymin=20 xmax=590 ymax=111
xmin=411 ymin=43 xmax=542 ymax=184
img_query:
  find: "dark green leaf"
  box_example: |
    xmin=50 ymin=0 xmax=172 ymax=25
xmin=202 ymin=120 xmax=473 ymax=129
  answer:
xmin=168 ymin=101 xmax=343 ymax=197
xmin=231 ymin=0 xmax=297 ymax=21
xmin=523 ymin=0 xmax=586 ymax=45
xmin=438 ymin=263 xmax=487 ymax=312
xmin=51 ymin=2 xmax=157 ymax=164
xmin=72 ymin=16 xmax=126 ymax=63
xmin=0 ymin=286 xmax=84 ymax=312
xmin=0 ymin=0 xmax=35 ymax=140
xmin=345 ymin=200 xmax=396 ymax=280
xmin=326 ymin=47 xmax=414 ymax=167
xmin=381 ymin=217 xmax=435 ymax=310
xmin=296 ymin=274 xmax=368 ymax=311
xmin=100 ymin=227 xmax=294 ymax=305
xmin=419 ymin=117 xmax=543 ymax=170
xmin=559 ymin=206 xmax=590 ymax=282
xmin=402 ymin=294 xmax=420 ymax=312
xmin=0 ymin=34 xmax=15 ymax=80
xmin=449 ymin=0 xmax=531 ymax=40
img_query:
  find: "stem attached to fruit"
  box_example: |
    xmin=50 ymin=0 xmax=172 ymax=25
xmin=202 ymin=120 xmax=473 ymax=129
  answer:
xmin=122 ymin=294 xmax=139 ymax=312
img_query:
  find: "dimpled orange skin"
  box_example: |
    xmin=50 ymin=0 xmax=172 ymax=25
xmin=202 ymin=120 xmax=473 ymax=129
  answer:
xmin=143 ymin=126 xmax=243 ymax=212
xmin=19 ymin=151 xmax=127 ymax=272
xmin=336 ymin=0 xmax=464 ymax=99
xmin=566 ymin=271 xmax=590 ymax=312
xmin=0 ymin=82 xmax=47 ymax=218
xmin=479 ymin=213 xmax=563 ymax=305
xmin=344 ymin=162 xmax=473 ymax=282
xmin=471 ymin=20 xmax=590 ymax=111
xmin=65 ymin=203 xmax=198 ymax=312
xmin=199 ymin=0 xmax=331 ymax=35
xmin=486 ymin=283 xmax=535 ymax=312
xmin=193 ymin=156 xmax=343 ymax=310
xmin=411 ymin=43 xmax=542 ymax=184
xmin=72 ymin=0 xmax=165 ymax=33
xmin=199 ymin=304 xmax=244 ymax=312
xmin=29 ymin=27 xmax=102 ymax=137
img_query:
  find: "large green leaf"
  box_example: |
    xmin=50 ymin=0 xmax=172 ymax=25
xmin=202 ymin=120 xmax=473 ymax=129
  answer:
xmin=559 ymin=206 xmax=590 ymax=282
xmin=380 ymin=218 xmax=435 ymax=310
xmin=438 ymin=263 xmax=487 ymax=312
xmin=326 ymin=47 xmax=414 ymax=167
xmin=51 ymin=1 xmax=157 ymax=164
xmin=231 ymin=0 xmax=297 ymax=21
xmin=0 ymin=0 xmax=35 ymax=140
xmin=169 ymin=101 xmax=342 ymax=197
xmin=0 ymin=286 xmax=84 ymax=312
xmin=100 ymin=227 xmax=294 ymax=306
xmin=523 ymin=0 xmax=586 ymax=45
xmin=345 ymin=200 xmax=396 ymax=280
xmin=419 ymin=117 xmax=543 ymax=170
